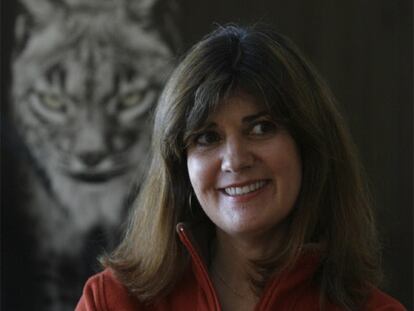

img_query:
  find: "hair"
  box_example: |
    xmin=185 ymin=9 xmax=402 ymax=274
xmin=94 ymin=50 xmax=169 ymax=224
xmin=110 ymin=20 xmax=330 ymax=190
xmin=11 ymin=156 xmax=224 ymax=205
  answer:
xmin=103 ymin=24 xmax=382 ymax=309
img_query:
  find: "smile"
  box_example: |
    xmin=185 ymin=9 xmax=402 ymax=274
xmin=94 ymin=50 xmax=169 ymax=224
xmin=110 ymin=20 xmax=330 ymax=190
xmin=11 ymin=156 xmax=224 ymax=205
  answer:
xmin=223 ymin=180 xmax=267 ymax=196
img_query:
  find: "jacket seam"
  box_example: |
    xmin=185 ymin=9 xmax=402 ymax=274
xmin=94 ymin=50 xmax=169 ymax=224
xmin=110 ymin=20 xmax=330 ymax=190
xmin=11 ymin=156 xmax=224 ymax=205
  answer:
xmin=100 ymin=272 xmax=109 ymax=311
xmin=179 ymin=228 xmax=221 ymax=311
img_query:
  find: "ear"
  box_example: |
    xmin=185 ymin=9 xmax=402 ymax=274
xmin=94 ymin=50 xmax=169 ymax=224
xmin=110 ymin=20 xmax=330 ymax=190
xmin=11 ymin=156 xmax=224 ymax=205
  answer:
xmin=124 ymin=0 xmax=160 ymax=22
xmin=14 ymin=0 xmax=64 ymax=56
xmin=152 ymin=0 xmax=183 ymax=53
xmin=124 ymin=0 xmax=183 ymax=53
xmin=18 ymin=0 xmax=64 ymax=25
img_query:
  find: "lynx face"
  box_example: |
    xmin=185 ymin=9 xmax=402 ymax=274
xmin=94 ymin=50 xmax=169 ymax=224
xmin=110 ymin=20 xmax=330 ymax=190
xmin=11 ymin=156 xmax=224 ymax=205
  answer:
xmin=8 ymin=2 xmax=179 ymax=309
xmin=12 ymin=6 xmax=175 ymax=229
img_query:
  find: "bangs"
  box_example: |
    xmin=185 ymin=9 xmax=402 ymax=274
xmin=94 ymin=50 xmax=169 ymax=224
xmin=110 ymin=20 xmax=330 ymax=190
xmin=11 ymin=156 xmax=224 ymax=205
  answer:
xmin=183 ymin=75 xmax=234 ymax=142
xmin=182 ymin=72 xmax=289 ymax=147
xmin=178 ymin=26 xmax=295 ymax=151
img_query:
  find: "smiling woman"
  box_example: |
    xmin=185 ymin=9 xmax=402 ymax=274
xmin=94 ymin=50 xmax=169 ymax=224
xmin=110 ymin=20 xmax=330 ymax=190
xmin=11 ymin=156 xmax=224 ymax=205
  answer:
xmin=76 ymin=24 xmax=406 ymax=311
xmin=186 ymin=92 xmax=302 ymax=242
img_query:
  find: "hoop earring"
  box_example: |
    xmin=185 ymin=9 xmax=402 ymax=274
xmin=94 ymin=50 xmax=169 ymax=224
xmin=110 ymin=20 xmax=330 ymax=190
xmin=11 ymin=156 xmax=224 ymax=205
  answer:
xmin=188 ymin=193 xmax=193 ymax=209
xmin=188 ymin=192 xmax=196 ymax=217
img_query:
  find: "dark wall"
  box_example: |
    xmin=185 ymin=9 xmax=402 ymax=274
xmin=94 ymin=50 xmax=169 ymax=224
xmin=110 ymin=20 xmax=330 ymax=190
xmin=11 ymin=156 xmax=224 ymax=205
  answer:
xmin=1 ymin=0 xmax=412 ymax=309
xmin=179 ymin=0 xmax=412 ymax=308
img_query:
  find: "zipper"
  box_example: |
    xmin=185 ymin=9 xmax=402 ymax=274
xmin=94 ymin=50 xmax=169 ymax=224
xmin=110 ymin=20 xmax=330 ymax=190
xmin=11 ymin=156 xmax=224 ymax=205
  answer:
xmin=176 ymin=222 xmax=276 ymax=311
xmin=176 ymin=223 xmax=222 ymax=311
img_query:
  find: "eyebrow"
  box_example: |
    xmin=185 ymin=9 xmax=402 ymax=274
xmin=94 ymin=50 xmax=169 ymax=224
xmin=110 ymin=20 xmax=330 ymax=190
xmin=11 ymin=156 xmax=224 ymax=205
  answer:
xmin=242 ymin=111 xmax=269 ymax=123
xmin=201 ymin=111 xmax=269 ymax=129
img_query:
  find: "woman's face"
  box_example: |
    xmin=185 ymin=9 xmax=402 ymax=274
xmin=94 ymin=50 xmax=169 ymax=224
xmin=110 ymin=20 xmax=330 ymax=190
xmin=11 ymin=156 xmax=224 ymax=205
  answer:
xmin=186 ymin=91 xmax=302 ymax=240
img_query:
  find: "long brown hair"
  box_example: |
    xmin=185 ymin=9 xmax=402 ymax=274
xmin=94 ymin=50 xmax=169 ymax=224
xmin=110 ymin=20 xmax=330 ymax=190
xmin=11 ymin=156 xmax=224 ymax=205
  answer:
xmin=104 ymin=24 xmax=382 ymax=309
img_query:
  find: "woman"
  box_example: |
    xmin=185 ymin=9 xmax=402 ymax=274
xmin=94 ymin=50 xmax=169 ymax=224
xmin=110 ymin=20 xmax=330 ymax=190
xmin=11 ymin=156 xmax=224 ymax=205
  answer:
xmin=76 ymin=25 xmax=405 ymax=310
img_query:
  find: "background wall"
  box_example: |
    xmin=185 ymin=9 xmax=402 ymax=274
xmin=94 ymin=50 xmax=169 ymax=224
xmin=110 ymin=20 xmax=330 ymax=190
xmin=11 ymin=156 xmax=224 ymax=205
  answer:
xmin=2 ymin=0 xmax=412 ymax=310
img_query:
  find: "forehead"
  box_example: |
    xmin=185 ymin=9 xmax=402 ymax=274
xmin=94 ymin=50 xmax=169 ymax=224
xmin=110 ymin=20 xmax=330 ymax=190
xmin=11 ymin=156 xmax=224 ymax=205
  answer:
xmin=206 ymin=91 xmax=266 ymax=123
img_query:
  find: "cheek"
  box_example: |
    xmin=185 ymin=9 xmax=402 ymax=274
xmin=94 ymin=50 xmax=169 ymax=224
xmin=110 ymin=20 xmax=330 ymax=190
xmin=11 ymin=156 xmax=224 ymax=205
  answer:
xmin=187 ymin=157 xmax=201 ymax=191
xmin=280 ymin=154 xmax=302 ymax=202
xmin=284 ymin=143 xmax=302 ymax=189
xmin=263 ymin=139 xmax=302 ymax=194
xmin=186 ymin=153 xmax=216 ymax=196
xmin=275 ymin=152 xmax=302 ymax=182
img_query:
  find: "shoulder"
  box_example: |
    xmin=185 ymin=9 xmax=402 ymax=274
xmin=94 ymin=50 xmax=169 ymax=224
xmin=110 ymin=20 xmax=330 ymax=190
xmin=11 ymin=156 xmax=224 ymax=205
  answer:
xmin=363 ymin=287 xmax=407 ymax=311
xmin=75 ymin=268 xmax=144 ymax=311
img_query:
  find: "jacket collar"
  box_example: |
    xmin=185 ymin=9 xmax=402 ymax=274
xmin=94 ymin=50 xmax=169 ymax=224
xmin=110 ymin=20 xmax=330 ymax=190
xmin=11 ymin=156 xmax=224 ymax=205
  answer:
xmin=176 ymin=222 xmax=323 ymax=310
xmin=176 ymin=222 xmax=221 ymax=310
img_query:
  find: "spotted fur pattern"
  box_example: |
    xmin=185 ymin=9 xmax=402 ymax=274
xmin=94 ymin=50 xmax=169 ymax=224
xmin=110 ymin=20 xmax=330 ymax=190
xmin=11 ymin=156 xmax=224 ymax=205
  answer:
xmin=10 ymin=0 xmax=180 ymax=309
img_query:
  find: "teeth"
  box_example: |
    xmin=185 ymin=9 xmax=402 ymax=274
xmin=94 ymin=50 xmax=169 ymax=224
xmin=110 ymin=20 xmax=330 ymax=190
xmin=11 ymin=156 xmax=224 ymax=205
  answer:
xmin=224 ymin=180 xmax=266 ymax=196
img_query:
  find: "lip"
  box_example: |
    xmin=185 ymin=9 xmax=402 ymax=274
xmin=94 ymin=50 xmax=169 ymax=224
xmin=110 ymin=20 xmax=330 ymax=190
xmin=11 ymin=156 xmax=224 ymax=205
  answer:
xmin=219 ymin=179 xmax=270 ymax=203
xmin=64 ymin=167 xmax=128 ymax=183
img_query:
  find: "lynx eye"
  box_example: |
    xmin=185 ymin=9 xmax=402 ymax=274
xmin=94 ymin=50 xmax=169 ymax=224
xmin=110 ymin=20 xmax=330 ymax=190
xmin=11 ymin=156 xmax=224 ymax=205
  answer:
xmin=30 ymin=92 xmax=68 ymax=124
xmin=40 ymin=93 xmax=66 ymax=112
xmin=121 ymin=92 xmax=142 ymax=108
xmin=117 ymin=88 xmax=156 ymax=123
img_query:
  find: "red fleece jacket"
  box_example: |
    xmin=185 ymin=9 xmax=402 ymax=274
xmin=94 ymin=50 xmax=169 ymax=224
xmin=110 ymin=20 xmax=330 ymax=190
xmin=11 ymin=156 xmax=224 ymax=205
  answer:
xmin=76 ymin=224 xmax=406 ymax=311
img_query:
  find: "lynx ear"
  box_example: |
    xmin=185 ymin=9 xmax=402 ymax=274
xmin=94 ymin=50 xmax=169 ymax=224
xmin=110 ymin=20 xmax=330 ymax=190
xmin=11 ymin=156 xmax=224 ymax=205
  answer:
xmin=18 ymin=0 xmax=64 ymax=25
xmin=152 ymin=0 xmax=183 ymax=53
xmin=123 ymin=0 xmax=160 ymax=21
xmin=14 ymin=0 xmax=64 ymax=56
xmin=123 ymin=0 xmax=183 ymax=53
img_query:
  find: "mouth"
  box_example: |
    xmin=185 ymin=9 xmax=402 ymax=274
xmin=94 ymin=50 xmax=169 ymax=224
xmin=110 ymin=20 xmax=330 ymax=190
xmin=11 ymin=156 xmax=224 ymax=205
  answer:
xmin=65 ymin=168 xmax=128 ymax=183
xmin=221 ymin=180 xmax=269 ymax=197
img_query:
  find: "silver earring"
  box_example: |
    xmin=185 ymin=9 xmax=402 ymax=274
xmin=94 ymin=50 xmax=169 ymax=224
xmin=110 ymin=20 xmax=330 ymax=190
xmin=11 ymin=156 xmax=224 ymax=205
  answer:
xmin=188 ymin=192 xmax=197 ymax=217
xmin=189 ymin=193 xmax=193 ymax=208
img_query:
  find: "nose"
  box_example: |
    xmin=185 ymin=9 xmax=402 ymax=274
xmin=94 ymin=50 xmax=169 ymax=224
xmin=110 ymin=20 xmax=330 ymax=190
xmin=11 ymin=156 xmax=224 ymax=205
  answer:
xmin=79 ymin=151 xmax=106 ymax=167
xmin=74 ymin=122 xmax=108 ymax=167
xmin=221 ymin=137 xmax=254 ymax=173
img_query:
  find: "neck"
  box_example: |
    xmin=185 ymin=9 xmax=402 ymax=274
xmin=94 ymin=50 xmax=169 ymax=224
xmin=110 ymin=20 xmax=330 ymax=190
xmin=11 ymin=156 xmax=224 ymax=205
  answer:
xmin=209 ymin=230 xmax=276 ymax=310
xmin=209 ymin=227 xmax=285 ymax=300
xmin=212 ymin=224 xmax=287 ymax=270
xmin=212 ymin=232 xmax=259 ymax=279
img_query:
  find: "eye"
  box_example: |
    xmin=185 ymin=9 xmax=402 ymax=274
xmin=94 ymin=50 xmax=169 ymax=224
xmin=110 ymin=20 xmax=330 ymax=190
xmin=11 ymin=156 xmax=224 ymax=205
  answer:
xmin=250 ymin=120 xmax=278 ymax=136
xmin=193 ymin=131 xmax=221 ymax=146
xmin=120 ymin=92 xmax=142 ymax=108
xmin=40 ymin=93 xmax=66 ymax=112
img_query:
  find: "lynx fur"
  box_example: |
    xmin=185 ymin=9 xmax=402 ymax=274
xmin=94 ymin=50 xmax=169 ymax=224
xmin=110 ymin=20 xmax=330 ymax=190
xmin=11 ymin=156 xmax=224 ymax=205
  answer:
xmin=10 ymin=0 xmax=180 ymax=309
